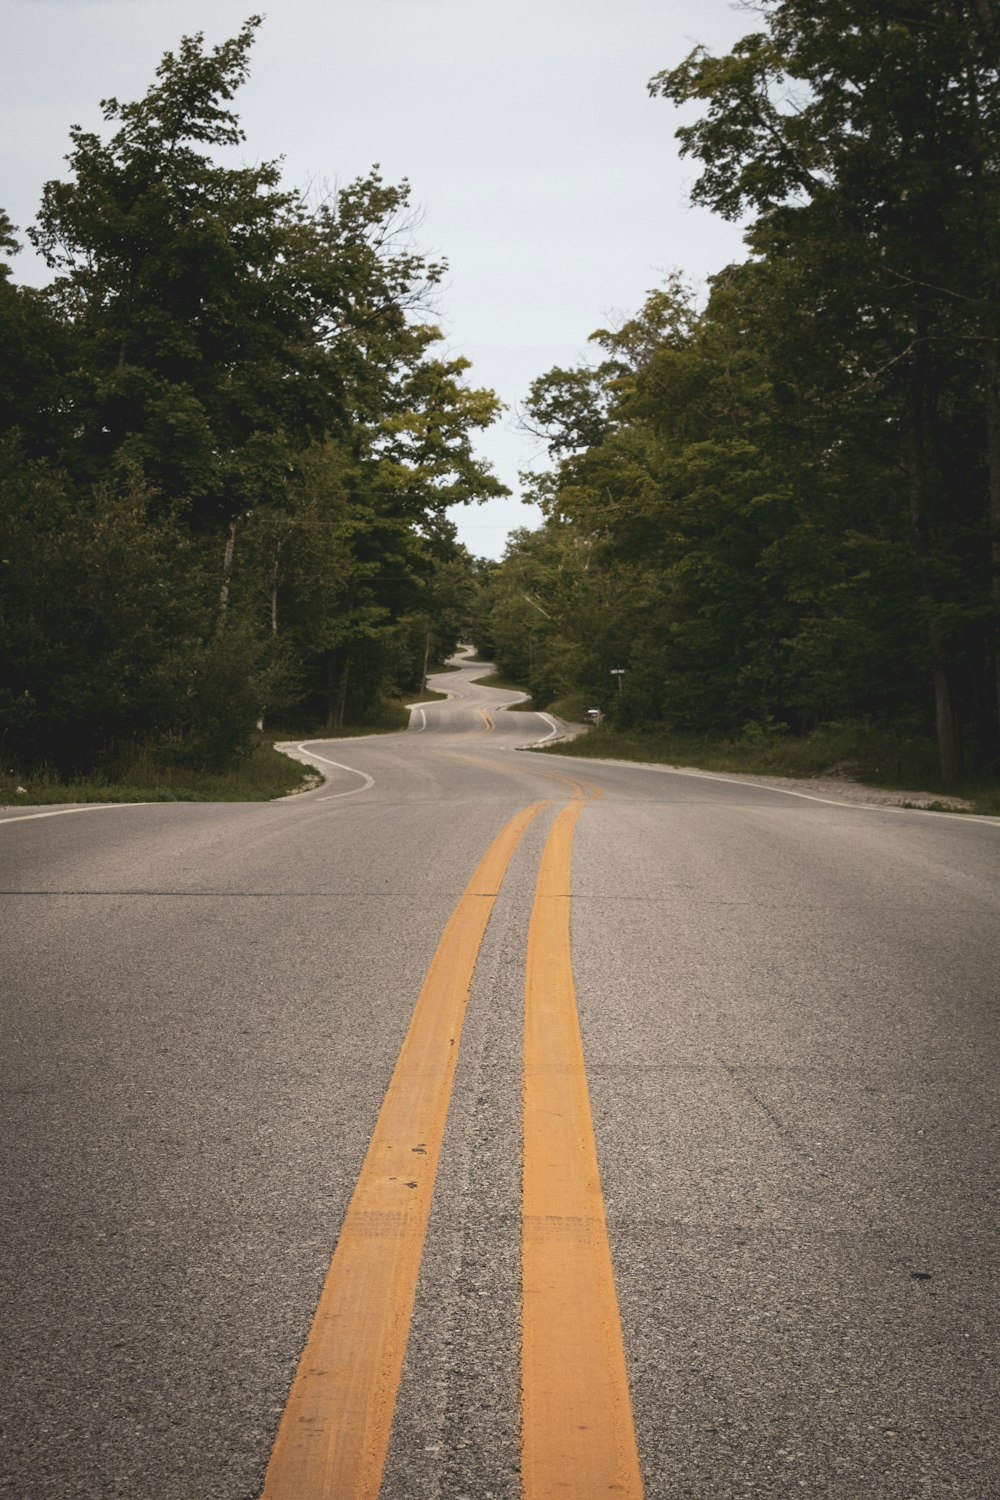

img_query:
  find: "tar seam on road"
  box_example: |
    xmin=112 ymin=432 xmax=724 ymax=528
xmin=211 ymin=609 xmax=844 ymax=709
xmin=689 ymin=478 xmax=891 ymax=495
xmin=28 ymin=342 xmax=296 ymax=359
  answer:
xmin=259 ymin=798 xmax=548 ymax=1500
xmin=521 ymin=798 xmax=645 ymax=1500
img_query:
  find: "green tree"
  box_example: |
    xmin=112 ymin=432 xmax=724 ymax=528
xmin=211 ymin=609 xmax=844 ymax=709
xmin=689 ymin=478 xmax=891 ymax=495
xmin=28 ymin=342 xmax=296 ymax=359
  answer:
xmin=2 ymin=20 xmax=508 ymax=767
xmin=0 ymin=211 xmax=71 ymax=451
xmin=30 ymin=18 xmax=341 ymax=523
xmin=0 ymin=440 xmax=273 ymax=773
xmin=651 ymin=0 xmax=1000 ymax=779
xmin=516 ymin=261 xmax=938 ymax=741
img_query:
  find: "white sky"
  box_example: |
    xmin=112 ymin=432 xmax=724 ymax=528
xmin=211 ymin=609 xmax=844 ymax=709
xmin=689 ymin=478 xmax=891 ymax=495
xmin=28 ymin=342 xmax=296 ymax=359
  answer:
xmin=1 ymin=0 xmax=750 ymax=559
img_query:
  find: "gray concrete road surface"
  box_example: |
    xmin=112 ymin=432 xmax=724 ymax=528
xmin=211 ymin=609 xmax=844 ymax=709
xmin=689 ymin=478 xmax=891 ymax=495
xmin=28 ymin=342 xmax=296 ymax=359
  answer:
xmin=2 ymin=652 xmax=998 ymax=1499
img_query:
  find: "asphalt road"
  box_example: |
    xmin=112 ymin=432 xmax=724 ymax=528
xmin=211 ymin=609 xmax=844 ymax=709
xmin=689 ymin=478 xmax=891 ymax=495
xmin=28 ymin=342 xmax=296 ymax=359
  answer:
xmin=2 ymin=654 xmax=998 ymax=1500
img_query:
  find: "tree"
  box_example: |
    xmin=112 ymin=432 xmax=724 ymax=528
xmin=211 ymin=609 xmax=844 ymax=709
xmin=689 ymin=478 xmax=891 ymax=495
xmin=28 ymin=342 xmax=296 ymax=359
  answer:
xmin=0 ymin=210 xmax=71 ymax=451
xmin=0 ymin=441 xmax=274 ymax=773
xmin=2 ymin=20 xmax=508 ymax=769
xmin=510 ymin=259 xmax=942 ymax=743
xmin=650 ymin=0 xmax=1000 ymax=780
xmin=30 ymin=19 xmax=337 ymax=522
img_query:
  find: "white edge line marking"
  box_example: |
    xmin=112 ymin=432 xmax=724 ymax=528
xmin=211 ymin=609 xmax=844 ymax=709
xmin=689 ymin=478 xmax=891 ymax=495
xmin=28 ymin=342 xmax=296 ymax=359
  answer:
xmin=534 ymin=714 xmax=560 ymax=745
xmin=289 ymin=741 xmax=376 ymax=801
xmin=0 ymin=802 xmax=149 ymax=826
xmin=3 ymin=740 xmax=371 ymax=823
xmin=523 ymin=753 xmax=1000 ymax=827
xmin=5 ymin=740 xmax=377 ymax=822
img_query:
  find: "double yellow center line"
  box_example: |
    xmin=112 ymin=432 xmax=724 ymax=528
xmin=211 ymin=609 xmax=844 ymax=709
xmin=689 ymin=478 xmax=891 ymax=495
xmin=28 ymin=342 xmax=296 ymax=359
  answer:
xmin=522 ymin=800 xmax=644 ymax=1498
xmin=261 ymin=793 xmax=643 ymax=1499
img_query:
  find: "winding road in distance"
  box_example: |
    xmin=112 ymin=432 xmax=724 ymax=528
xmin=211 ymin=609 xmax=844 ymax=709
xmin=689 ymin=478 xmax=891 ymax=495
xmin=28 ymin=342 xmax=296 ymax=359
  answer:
xmin=2 ymin=651 xmax=998 ymax=1500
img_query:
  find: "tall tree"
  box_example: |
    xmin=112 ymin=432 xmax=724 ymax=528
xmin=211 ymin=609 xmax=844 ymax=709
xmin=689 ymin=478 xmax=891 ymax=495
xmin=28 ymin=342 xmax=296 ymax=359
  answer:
xmin=30 ymin=18 xmax=339 ymax=522
xmin=3 ymin=19 xmax=507 ymax=769
xmin=651 ymin=0 xmax=999 ymax=779
xmin=0 ymin=211 xmax=70 ymax=451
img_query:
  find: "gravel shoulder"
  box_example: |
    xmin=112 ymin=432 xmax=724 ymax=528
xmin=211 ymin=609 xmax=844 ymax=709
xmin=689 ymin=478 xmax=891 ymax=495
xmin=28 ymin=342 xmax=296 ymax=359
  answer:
xmin=650 ymin=765 xmax=974 ymax=810
xmin=543 ymin=728 xmax=976 ymax=811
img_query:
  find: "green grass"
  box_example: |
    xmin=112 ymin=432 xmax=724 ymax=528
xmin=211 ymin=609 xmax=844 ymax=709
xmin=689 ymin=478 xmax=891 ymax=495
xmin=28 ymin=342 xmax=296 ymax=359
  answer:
xmin=540 ymin=721 xmax=999 ymax=816
xmin=471 ymin=671 xmax=530 ymax=694
xmin=1 ymin=691 xmax=442 ymax=806
xmin=10 ymin=703 xmax=995 ymax=816
xmin=0 ymin=738 xmax=314 ymax=806
xmin=545 ymin=692 xmax=591 ymax=723
xmin=468 ymin=680 xmax=593 ymax=721
xmin=470 ymin=671 xmax=537 ymax=710
xmin=269 ymin=684 xmax=451 ymax=740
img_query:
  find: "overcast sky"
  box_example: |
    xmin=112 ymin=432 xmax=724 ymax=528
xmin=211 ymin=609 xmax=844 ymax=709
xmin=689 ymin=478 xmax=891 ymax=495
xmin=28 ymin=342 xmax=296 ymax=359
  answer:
xmin=2 ymin=0 xmax=750 ymax=559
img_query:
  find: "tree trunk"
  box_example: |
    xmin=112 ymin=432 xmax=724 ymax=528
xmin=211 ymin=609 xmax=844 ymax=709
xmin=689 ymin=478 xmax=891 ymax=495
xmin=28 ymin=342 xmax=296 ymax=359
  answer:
xmin=905 ymin=358 xmax=961 ymax=784
xmin=983 ymin=327 xmax=1000 ymax=742
xmin=963 ymin=34 xmax=1000 ymax=746
xmin=930 ymin=622 xmax=961 ymax=786
xmin=270 ymin=542 xmax=282 ymax=636
xmin=327 ymin=653 xmax=350 ymax=730
xmin=218 ymin=518 xmax=238 ymax=623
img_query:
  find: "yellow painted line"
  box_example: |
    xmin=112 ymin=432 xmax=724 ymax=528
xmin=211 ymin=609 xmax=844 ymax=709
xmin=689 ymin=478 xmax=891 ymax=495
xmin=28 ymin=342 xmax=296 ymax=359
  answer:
xmin=522 ymin=801 xmax=644 ymax=1500
xmin=546 ymin=771 xmax=603 ymax=802
xmin=261 ymin=799 xmax=548 ymax=1500
xmin=439 ymin=751 xmax=603 ymax=804
xmin=478 ymin=708 xmax=495 ymax=732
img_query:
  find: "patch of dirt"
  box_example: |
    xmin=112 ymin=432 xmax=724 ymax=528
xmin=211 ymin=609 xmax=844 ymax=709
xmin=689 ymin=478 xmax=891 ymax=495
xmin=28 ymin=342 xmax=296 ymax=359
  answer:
xmin=284 ymin=771 xmax=323 ymax=795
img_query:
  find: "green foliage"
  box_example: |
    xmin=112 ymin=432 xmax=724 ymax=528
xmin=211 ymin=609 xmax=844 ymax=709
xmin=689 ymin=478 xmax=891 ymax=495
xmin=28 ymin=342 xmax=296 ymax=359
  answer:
xmin=648 ymin=0 xmax=1000 ymax=783
xmin=482 ymin=4 xmax=999 ymax=790
xmin=0 ymin=440 xmax=277 ymax=773
xmin=1 ymin=21 xmax=502 ymax=780
xmin=0 ymin=738 xmax=314 ymax=805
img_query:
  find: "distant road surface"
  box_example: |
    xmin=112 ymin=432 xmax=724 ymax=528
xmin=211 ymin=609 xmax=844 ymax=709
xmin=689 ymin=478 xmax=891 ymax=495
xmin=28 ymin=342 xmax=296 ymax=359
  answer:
xmin=2 ymin=652 xmax=998 ymax=1500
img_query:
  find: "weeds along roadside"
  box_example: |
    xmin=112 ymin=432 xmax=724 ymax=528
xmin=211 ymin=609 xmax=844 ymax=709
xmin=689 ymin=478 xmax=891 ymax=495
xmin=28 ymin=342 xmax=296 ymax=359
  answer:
xmin=541 ymin=721 xmax=999 ymax=817
xmin=0 ymin=688 xmax=451 ymax=806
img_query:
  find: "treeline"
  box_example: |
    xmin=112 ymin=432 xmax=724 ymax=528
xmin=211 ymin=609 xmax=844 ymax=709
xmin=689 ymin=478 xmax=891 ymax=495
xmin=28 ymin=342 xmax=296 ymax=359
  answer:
xmin=0 ymin=18 xmax=497 ymax=776
xmin=477 ymin=0 xmax=999 ymax=787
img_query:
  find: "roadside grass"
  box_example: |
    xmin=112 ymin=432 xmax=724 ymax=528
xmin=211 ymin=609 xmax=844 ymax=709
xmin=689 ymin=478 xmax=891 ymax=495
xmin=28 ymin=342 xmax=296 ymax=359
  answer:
xmin=473 ymin=672 xmax=536 ymax=705
xmin=545 ymin=692 xmax=591 ymax=723
xmin=254 ymin=683 xmax=449 ymax=742
xmin=467 ymin=675 xmax=591 ymax=719
xmin=541 ymin=721 xmax=1000 ymax=817
xmin=469 ymin=678 xmax=590 ymax=721
xmin=1 ymin=687 xmax=450 ymax=807
xmin=469 ymin=670 xmax=516 ymax=688
xmin=0 ymin=738 xmax=313 ymax=806
xmin=10 ymin=691 xmax=994 ymax=816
